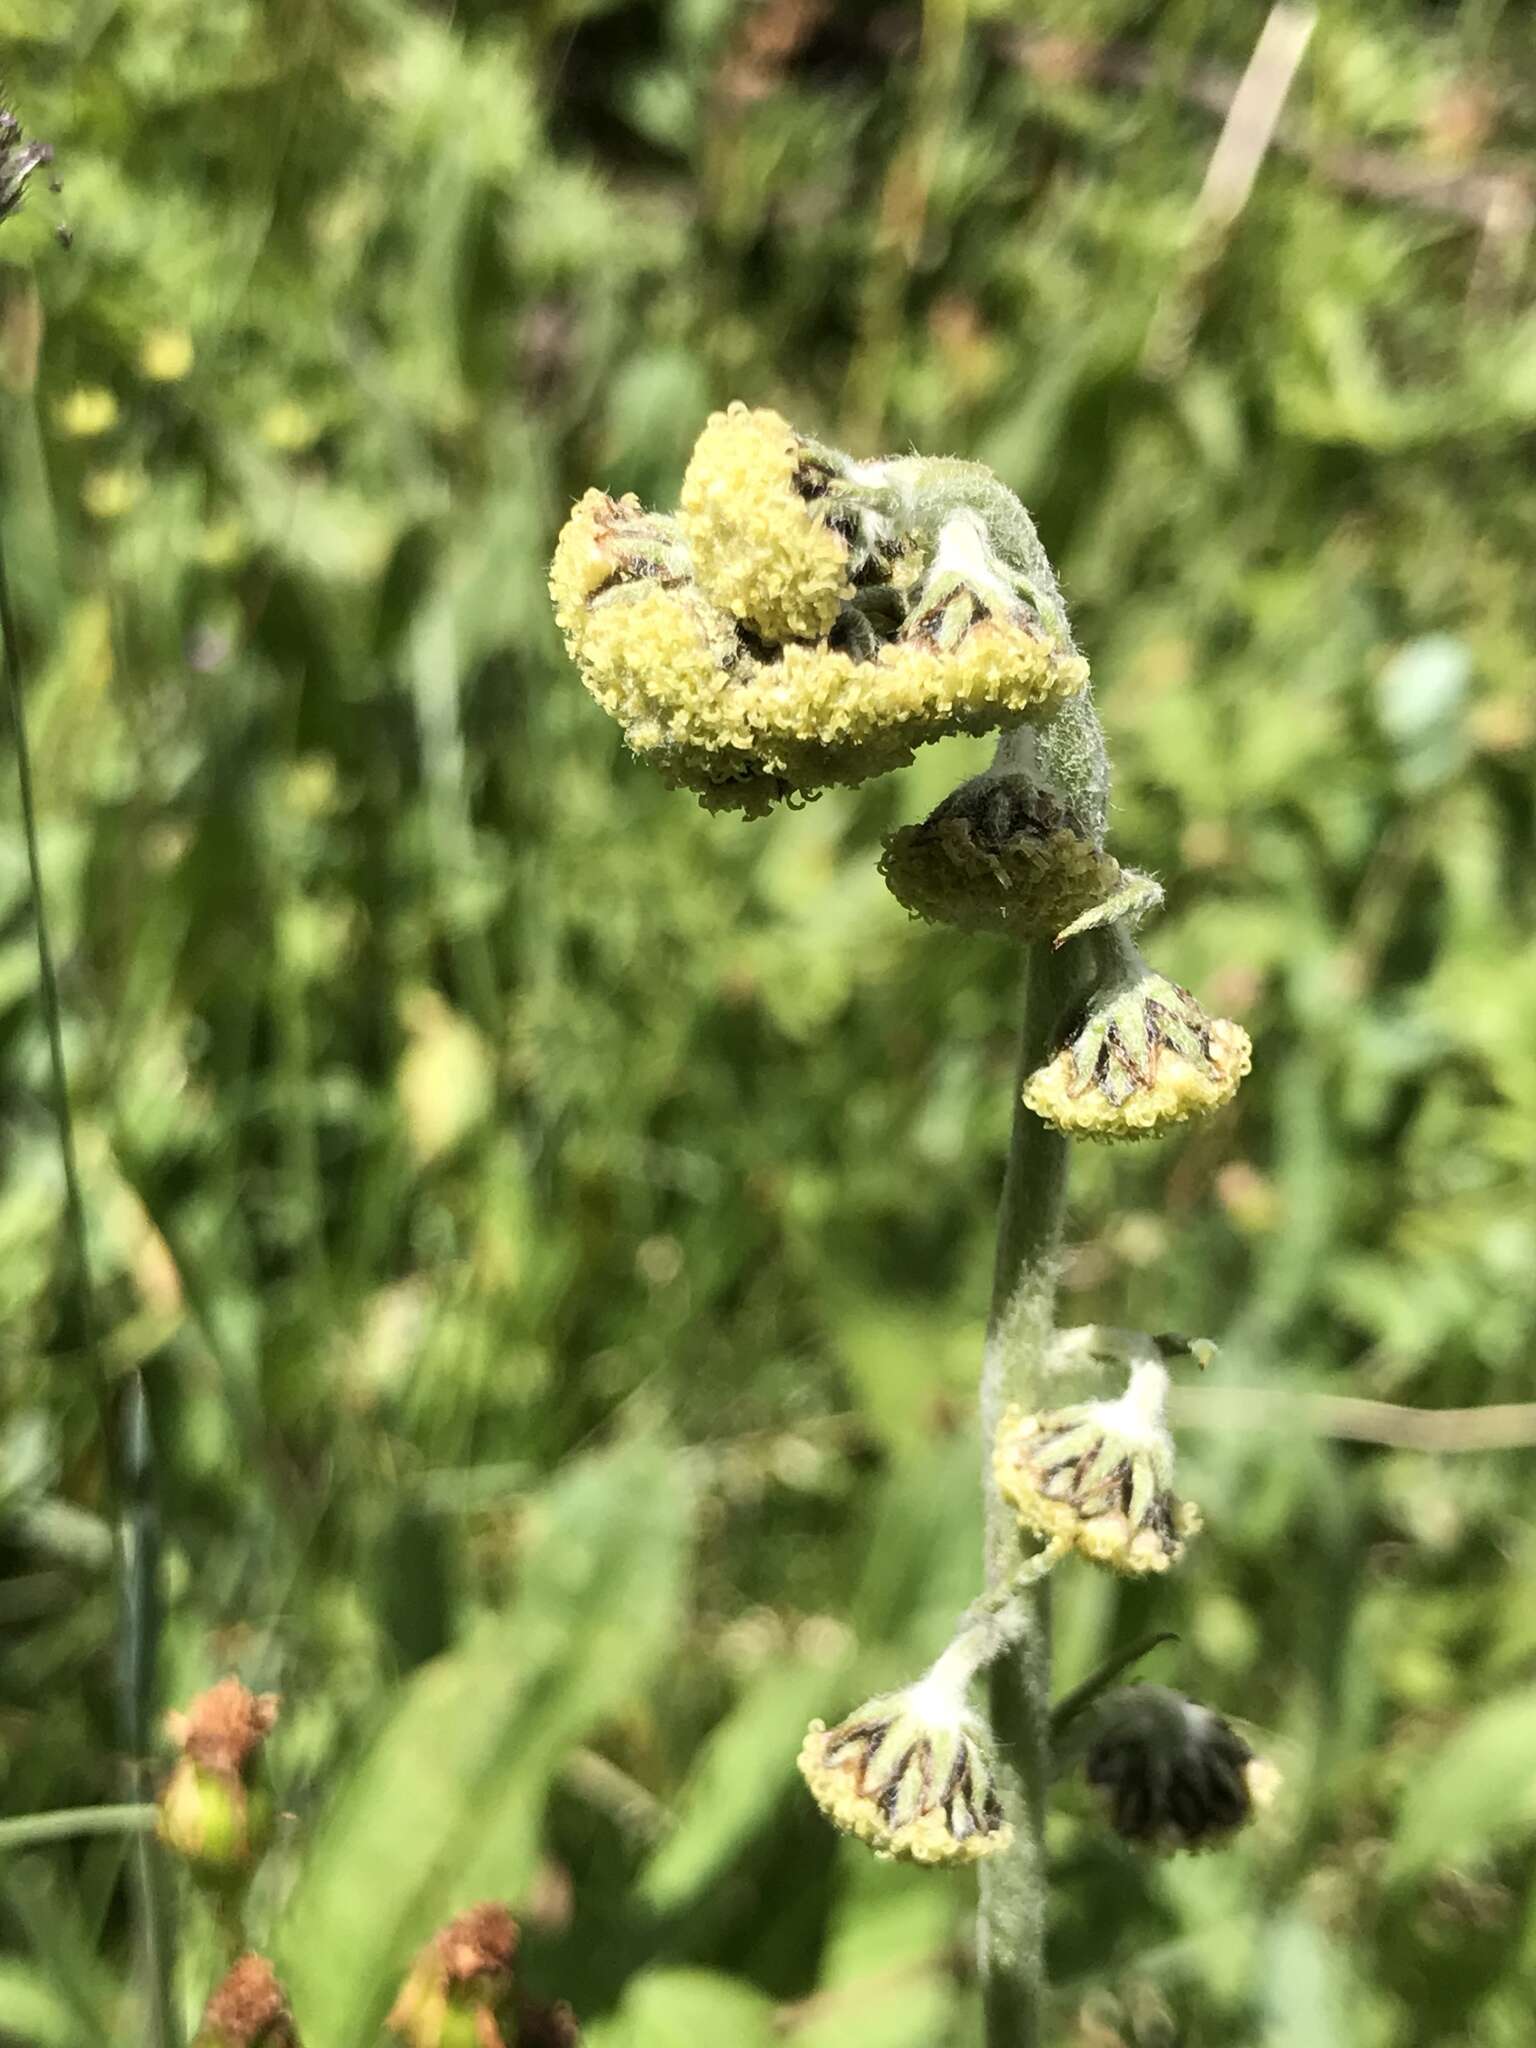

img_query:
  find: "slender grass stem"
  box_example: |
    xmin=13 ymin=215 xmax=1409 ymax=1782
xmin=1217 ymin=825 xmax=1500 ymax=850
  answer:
xmin=0 ymin=498 xmax=177 ymax=2048
xmin=0 ymin=1805 xmax=159 ymax=1855
xmin=977 ymin=939 xmax=1088 ymax=2048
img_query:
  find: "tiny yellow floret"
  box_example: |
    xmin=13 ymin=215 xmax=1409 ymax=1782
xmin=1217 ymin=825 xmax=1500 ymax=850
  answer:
xmin=680 ymin=402 xmax=852 ymax=642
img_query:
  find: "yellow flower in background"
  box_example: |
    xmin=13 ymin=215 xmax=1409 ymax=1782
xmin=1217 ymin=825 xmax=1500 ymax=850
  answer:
xmin=55 ymin=385 xmax=120 ymax=437
xmin=81 ymin=467 xmax=145 ymax=520
xmin=141 ymin=326 xmax=195 ymax=381
xmin=260 ymin=399 xmax=320 ymax=452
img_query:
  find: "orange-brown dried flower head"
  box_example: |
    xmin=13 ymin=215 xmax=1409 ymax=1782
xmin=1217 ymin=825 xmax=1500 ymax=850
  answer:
xmin=193 ymin=1955 xmax=298 ymax=2048
xmin=165 ymin=1678 xmax=280 ymax=1776
xmin=157 ymin=1679 xmax=280 ymax=1883
xmin=388 ymin=1905 xmax=522 ymax=2048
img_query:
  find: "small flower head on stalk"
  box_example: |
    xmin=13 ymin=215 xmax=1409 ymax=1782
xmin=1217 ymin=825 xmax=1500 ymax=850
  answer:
xmin=993 ymin=1358 xmax=1200 ymax=1576
xmin=880 ymin=772 xmax=1121 ymax=941
xmin=1023 ymin=933 xmax=1252 ymax=1142
xmin=157 ymin=1677 xmax=280 ymax=1885
xmin=799 ymin=1666 xmax=1013 ymax=1867
xmin=1081 ymin=1685 xmax=1280 ymax=1854
xmin=193 ymin=1955 xmax=299 ymax=2048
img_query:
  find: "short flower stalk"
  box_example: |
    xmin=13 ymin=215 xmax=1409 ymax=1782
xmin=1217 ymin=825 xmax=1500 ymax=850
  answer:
xmin=550 ymin=405 xmax=1261 ymax=2048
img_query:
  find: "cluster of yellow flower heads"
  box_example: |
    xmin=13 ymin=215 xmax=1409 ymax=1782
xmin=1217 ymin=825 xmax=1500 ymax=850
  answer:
xmin=993 ymin=1359 xmax=1200 ymax=1576
xmin=548 ymin=405 xmax=1086 ymax=813
xmin=797 ymin=1680 xmax=1012 ymax=1866
xmin=880 ymin=773 xmax=1122 ymax=941
xmin=1023 ymin=959 xmax=1253 ymax=1142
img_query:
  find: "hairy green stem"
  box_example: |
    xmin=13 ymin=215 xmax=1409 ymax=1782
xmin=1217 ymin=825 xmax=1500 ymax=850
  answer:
xmin=977 ymin=938 xmax=1088 ymax=2048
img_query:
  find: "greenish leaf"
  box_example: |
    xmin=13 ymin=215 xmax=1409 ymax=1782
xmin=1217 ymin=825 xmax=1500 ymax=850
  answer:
xmin=275 ymin=1440 xmax=693 ymax=2048
xmin=1387 ymin=1688 xmax=1536 ymax=1882
xmin=639 ymin=1657 xmax=837 ymax=1911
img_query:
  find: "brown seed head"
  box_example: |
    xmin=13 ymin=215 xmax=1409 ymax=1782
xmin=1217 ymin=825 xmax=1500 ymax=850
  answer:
xmin=195 ymin=1955 xmax=298 ymax=2048
xmin=166 ymin=1678 xmax=280 ymax=1777
xmin=436 ymin=1903 xmax=520 ymax=1988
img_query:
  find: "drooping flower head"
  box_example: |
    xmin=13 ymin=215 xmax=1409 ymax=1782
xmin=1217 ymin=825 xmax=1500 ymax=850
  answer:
xmin=157 ymin=1677 xmax=280 ymax=1885
xmin=1023 ymin=940 xmax=1251 ymax=1141
xmin=993 ymin=1358 xmax=1199 ymax=1576
xmin=880 ymin=773 xmax=1121 ymax=940
xmin=798 ymin=1672 xmax=1012 ymax=1866
xmin=1082 ymin=1685 xmax=1280 ymax=1854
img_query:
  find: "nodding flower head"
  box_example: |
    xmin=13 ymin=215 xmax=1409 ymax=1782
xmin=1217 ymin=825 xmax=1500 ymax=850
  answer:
xmin=1082 ymin=1686 xmax=1280 ymax=1854
xmin=892 ymin=511 xmax=1086 ymax=719
xmin=1023 ymin=949 xmax=1251 ymax=1141
xmin=798 ymin=1674 xmax=1012 ymax=1866
xmin=993 ymin=1359 xmax=1199 ymax=1576
xmin=157 ymin=1678 xmax=280 ymax=1884
xmin=194 ymin=1957 xmax=299 ymax=2048
xmin=0 ymin=109 xmax=52 ymax=227
xmin=880 ymin=774 xmax=1121 ymax=940
xmin=679 ymin=403 xmax=855 ymax=642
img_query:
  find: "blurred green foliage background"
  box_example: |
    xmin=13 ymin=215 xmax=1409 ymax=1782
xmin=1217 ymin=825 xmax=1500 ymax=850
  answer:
xmin=2 ymin=1 xmax=1535 ymax=2042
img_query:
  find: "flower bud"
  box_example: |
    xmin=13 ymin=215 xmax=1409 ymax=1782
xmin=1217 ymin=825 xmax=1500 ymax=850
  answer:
xmin=993 ymin=1360 xmax=1199 ymax=1576
xmin=1082 ymin=1686 xmax=1279 ymax=1853
xmin=157 ymin=1679 xmax=280 ymax=1884
xmin=1022 ymin=958 xmax=1251 ymax=1141
xmin=879 ymin=775 xmax=1121 ymax=939
xmin=679 ymin=403 xmax=854 ymax=642
xmin=193 ymin=1955 xmax=299 ymax=2048
xmin=798 ymin=1675 xmax=1012 ymax=1866
xmin=388 ymin=1904 xmax=521 ymax=2048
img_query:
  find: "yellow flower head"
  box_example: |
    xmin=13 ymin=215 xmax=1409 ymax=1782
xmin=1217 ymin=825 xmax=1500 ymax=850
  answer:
xmin=893 ymin=512 xmax=1087 ymax=723
xmin=679 ymin=402 xmax=853 ymax=642
xmin=1083 ymin=1686 xmax=1280 ymax=1854
xmin=1023 ymin=962 xmax=1251 ymax=1141
xmin=880 ymin=775 xmax=1121 ymax=940
xmin=799 ymin=1679 xmax=1012 ymax=1866
xmin=993 ymin=1359 xmax=1199 ymax=1576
